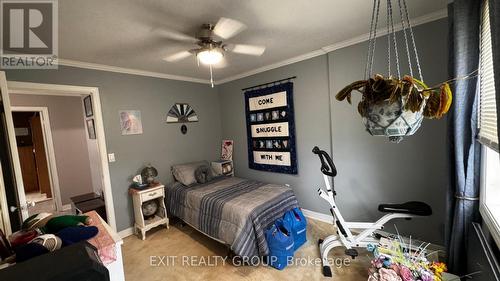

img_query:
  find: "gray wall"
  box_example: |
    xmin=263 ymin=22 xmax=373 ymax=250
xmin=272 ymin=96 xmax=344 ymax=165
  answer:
xmin=10 ymin=94 xmax=95 ymax=205
xmin=218 ymin=19 xmax=448 ymax=245
xmin=4 ymin=67 xmax=221 ymax=231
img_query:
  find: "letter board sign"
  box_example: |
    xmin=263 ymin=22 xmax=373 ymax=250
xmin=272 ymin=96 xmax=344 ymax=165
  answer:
xmin=244 ymin=82 xmax=297 ymax=174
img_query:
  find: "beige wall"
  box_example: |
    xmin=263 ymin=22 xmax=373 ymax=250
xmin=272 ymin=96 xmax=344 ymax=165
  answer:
xmin=10 ymin=94 xmax=94 ymax=205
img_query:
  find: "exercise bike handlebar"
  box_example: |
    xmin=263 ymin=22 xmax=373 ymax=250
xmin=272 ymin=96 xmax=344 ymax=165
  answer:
xmin=312 ymin=146 xmax=337 ymax=177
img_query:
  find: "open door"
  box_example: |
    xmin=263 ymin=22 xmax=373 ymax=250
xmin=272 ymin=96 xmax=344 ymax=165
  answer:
xmin=0 ymin=71 xmax=28 ymax=233
xmin=0 ymin=162 xmax=11 ymax=235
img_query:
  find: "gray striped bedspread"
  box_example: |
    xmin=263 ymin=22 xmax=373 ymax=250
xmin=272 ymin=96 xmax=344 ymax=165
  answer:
xmin=165 ymin=176 xmax=299 ymax=257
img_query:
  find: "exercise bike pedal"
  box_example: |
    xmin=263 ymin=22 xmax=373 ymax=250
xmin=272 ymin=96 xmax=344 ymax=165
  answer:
xmin=322 ymin=265 xmax=332 ymax=277
xmin=345 ymin=248 xmax=358 ymax=259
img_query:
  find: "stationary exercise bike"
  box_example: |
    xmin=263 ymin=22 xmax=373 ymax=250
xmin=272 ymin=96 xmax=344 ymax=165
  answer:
xmin=312 ymin=146 xmax=432 ymax=277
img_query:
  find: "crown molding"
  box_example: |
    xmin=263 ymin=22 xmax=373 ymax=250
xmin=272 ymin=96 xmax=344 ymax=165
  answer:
xmin=217 ymin=8 xmax=447 ymax=85
xmin=54 ymin=9 xmax=447 ymax=86
xmin=321 ymin=8 xmax=448 ymax=53
xmin=215 ymin=49 xmax=326 ymax=85
xmin=57 ymin=59 xmax=211 ymax=84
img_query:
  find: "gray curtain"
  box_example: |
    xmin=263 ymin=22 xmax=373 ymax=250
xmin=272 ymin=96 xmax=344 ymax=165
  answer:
xmin=446 ymin=0 xmax=482 ymax=274
xmin=489 ymin=0 xmax=500 ymax=146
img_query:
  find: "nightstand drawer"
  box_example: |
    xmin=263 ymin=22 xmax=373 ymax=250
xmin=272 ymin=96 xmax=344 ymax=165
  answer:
xmin=140 ymin=188 xmax=163 ymax=201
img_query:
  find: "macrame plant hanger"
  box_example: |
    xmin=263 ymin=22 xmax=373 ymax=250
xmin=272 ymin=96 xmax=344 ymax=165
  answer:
xmin=365 ymin=0 xmax=423 ymax=81
xmin=362 ymin=0 xmax=427 ymax=143
xmin=335 ymin=0 xmax=453 ymax=143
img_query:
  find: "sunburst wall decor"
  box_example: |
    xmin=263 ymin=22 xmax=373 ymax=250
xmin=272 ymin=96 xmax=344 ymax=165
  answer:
xmin=166 ymin=103 xmax=199 ymax=123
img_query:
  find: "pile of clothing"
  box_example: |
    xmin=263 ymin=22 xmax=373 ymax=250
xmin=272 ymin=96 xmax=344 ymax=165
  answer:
xmin=1 ymin=213 xmax=99 ymax=264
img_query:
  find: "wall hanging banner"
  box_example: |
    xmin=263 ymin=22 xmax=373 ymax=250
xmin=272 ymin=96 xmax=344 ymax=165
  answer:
xmin=244 ymin=82 xmax=297 ymax=174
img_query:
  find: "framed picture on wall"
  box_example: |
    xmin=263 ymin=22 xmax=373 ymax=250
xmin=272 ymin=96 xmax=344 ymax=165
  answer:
xmin=119 ymin=110 xmax=143 ymax=135
xmin=86 ymin=119 xmax=96 ymax=139
xmin=221 ymin=140 xmax=233 ymax=160
xmin=84 ymin=95 xmax=93 ymax=117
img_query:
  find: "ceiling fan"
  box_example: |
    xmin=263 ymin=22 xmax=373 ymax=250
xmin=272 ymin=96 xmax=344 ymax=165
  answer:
xmin=162 ymin=17 xmax=266 ymax=87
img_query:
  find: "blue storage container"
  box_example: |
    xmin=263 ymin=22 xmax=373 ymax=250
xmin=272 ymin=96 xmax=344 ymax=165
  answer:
xmin=283 ymin=207 xmax=307 ymax=250
xmin=265 ymin=218 xmax=294 ymax=270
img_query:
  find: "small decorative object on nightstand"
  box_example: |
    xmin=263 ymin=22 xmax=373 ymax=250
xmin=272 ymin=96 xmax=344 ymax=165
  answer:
xmin=211 ymin=160 xmax=234 ymax=177
xmin=130 ymin=185 xmax=169 ymax=240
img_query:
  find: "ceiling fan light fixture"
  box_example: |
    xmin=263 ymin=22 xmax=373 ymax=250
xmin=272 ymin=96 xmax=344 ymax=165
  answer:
xmin=197 ymin=49 xmax=223 ymax=65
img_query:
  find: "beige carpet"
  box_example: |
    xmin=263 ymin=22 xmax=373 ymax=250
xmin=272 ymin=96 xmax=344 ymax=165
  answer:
xmin=122 ymin=219 xmax=372 ymax=281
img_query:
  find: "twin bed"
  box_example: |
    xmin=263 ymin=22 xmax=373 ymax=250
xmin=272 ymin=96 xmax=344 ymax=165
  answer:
xmin=164 ymin=163 xmax=299 ymax=258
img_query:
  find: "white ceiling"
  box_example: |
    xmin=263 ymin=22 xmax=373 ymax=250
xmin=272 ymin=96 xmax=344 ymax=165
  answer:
xmin=59 ymin=0 xmax=448 ymax=83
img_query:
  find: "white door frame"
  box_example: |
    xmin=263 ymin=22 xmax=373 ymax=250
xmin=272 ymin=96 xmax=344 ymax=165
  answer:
xmin=0 ymin=72 xmax=28 ymax=226
xmin=4 ymin=80 xmax=117 ymax=231
xmin=11 ymin=106 xmax=63 ymax=213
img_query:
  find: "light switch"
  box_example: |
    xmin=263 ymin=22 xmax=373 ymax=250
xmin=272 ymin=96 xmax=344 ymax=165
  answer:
xmin=108 ymin=153 xmax=116 ymax=162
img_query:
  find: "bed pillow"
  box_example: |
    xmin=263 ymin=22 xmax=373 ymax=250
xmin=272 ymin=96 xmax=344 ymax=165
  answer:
xmin=194 ymin=165 xmax=214 ymax=184
xmin=171 ymin=161 xmax=209 ymax=186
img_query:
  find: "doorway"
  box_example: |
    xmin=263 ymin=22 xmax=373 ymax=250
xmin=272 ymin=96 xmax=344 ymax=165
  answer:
xmin=0 ymin=74 xmax=117 ymax=234
xmin=11 ymin=108 xmax=61 ymax=216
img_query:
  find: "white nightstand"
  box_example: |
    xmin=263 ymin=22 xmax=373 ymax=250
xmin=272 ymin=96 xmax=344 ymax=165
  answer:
xmin=130 ymin=185 xmax=169 ymax=240
xmin=211 ymin=160 xmax=234 ymax=176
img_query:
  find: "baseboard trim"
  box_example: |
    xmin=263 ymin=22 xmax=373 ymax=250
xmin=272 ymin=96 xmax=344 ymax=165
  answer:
xmin=118 ymin=227 xmax=134 ymax=239
xmin=301 ymin=208 xmax=332 ymax=224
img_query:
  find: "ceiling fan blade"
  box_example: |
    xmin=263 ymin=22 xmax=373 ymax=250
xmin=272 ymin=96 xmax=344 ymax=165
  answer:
xmin=156 ymin=29 xmax=198 ymax=43
xmin=230 ymin=44 xmax=266 ymax=56
xmin=163 ymin=50 xmax=192 ymax=62
xmin=213 ymin=17 xmax=246 ymax=39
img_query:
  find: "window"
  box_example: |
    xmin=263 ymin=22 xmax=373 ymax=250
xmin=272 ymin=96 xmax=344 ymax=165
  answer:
xmin=479 ymin=0 xmax=498 ymax=149
xmin=479 ymin=0 xmax=500 ymax=247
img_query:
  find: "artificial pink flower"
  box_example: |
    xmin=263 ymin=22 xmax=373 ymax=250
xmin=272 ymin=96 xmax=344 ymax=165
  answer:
xmin=390 ymin=264 xmax=400 ymax=275
xmin=398 ymin=266 xmax=415 ymax=281
xmin=378 ymin=268 xmax=402 ymax=281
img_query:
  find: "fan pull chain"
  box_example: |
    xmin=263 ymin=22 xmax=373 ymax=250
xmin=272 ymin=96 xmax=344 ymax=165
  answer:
xmin=365 ymin=0 xmax=378 ymax=80
xmin=388 ymin=0 xmax=401 ymax=78
xmin=397 ymin=0 xmax=413 ymax=78
xmin=402 ymin=0 xmax=423 ymax=81
xmin=209 ymin=64 xmax=214 ymax=88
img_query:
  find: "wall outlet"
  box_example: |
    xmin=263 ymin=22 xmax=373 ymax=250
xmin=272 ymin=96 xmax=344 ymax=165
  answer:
xmin=108 ymin=153 xmax=116 ymax=162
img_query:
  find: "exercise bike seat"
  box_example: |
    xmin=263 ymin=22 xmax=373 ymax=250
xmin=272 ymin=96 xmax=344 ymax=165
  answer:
xmin=378 ymin=201 xmax=432 ymax=216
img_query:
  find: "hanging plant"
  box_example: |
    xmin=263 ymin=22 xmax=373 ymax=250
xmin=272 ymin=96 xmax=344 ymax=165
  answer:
xmin=337 ymin=75 xmax=452 ymax=119
xmin=336 ymin=0 xmax=453 ymax=142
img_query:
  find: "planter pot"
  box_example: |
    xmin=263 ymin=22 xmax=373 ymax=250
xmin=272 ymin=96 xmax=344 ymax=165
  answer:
xmin=362 ymin=98 xmax=424 ymax=143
